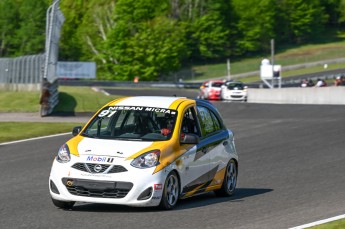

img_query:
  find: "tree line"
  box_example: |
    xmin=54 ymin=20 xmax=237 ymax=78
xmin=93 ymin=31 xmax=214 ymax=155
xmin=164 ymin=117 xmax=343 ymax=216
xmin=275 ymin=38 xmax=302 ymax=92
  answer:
xmin=1 ymin=0 xmax=344 ymax=81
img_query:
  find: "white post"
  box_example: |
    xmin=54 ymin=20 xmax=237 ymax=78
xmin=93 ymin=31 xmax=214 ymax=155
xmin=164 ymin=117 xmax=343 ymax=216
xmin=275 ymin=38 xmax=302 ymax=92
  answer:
xmin=227 ymin=58 xmax=231 ymax=81
xmin=271 ymin=39 xmax=275 ymax=89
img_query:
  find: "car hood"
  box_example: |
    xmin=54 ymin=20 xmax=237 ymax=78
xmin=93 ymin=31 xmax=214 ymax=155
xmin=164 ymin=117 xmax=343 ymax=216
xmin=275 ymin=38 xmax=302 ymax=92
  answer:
xmin=74 ymin=137 xmax=154 ymax=158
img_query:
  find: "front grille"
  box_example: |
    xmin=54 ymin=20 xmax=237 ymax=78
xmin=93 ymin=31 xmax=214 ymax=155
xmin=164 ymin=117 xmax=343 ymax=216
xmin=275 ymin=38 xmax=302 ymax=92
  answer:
xmin=62 ymin=178 xmax=133 ymax=199
xmin=72 ymin=163 xmax=127 ymax=174
xmin=108 ymin=165 xmax=128 ymax=173
xmin=87 ymin=163 xmax=109 ymax=173
xmin=231 ymin=95 xmax=244 ymax=98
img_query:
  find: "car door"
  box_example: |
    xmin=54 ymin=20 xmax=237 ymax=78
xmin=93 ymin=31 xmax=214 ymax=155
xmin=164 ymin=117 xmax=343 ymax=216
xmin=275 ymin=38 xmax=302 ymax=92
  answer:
xmin=178 ymin=106 xmax=211 ymax=197
xmin=196 ymin=105 xmax=230 ymax=189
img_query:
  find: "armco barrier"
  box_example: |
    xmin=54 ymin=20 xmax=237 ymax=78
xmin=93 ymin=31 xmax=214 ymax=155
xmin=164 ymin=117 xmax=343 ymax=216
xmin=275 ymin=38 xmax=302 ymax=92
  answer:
xmin=247 ymin=87 xmax=345 ymax=105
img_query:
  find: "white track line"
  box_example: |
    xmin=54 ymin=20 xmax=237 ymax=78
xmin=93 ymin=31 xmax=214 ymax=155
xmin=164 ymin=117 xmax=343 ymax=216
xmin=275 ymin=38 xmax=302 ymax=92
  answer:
xmin=0 ymin=132 xmax=70 ymax=145
xmin=290 ymin=214 xmax=345 ymax=229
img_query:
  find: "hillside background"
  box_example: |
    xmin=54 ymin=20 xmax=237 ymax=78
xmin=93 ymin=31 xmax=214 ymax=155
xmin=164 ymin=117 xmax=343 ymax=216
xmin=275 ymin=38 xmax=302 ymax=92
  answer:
xmin=0 ymin=0 xmax=344 ymax=81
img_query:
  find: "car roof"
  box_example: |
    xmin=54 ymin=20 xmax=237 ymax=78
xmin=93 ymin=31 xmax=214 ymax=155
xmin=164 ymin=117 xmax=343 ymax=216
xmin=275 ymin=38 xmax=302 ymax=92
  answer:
xmin=106 ymin=96 xmax=194 ymax=109
xmin=226 ymin=81 xmax=243 ymax=84
xmin=207 ymin=80 xmax=224 ymax=83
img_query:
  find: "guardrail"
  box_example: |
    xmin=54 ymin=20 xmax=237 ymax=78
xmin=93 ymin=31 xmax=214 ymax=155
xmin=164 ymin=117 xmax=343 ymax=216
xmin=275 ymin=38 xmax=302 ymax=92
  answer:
xmin=40 ymin=79 xmax=59 ymax=117
xmin=58 ymin=79 xmax=202 ymax=89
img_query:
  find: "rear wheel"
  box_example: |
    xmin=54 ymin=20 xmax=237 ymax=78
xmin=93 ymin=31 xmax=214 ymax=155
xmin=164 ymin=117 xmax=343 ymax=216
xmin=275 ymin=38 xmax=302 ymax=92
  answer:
xmin=51 ymin=198 xmax=75 ymax=210
xmin=214 ymin=159 xmax=237 ymax=197
xmin=159 ymin=171 xmax=179 ymax=210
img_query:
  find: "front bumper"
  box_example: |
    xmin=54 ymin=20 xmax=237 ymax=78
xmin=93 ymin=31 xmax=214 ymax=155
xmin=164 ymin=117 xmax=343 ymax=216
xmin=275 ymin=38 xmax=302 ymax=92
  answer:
xmin=49 ymin=157 xmax=168 ymax=207
xmin=222 ymin=91 xmax=247 ymax=101
xmin=208 ymin=93 xmax=221 ymax=100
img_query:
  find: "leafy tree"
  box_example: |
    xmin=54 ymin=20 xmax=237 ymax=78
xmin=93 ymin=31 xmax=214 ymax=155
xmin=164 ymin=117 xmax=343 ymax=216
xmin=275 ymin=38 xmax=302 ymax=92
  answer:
xmin=1 ymin=0 xmax=344 ymax=80
xmin=59 ymin=0 xmax=88 ymax=61
xmin=319 ymin=0 xmax=341 ymax=26
xmin=232 ymin=0 xmax=277 ymax=54
xmin=0 ymin=0 xmax=20 ymax=57
xmin=338 ymin=0 xmax=345 ymax=26
xmin=276 ymin=0 xmax=327 ymax=44
xmin=127 ymin=17 xmax=187 ymax=80
xmin=87 ymin=0 xmax=189 ymax=81
xmin=189 ymin=12 xmax=230 ymax=59
xmin=14 ymin=0 xmax=49 ymax=55
xmin=185 ymin=0 xmax=233 ymax=61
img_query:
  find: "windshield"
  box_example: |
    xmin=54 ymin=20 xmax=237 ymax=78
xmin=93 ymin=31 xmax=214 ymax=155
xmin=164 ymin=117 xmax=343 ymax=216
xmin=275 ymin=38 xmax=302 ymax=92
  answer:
xmin=227 ymin=83 xmax=244 ymax=90
xmin=82 ymin=106 xmax=177 ymax=141
xmin=211 ymin=82 xmax=223 ymax=87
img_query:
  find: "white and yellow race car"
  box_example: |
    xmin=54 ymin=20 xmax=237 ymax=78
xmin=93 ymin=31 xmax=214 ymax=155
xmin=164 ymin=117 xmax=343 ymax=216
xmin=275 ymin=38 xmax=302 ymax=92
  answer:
xmin=49 ymin=96 xmax=238 ymax=210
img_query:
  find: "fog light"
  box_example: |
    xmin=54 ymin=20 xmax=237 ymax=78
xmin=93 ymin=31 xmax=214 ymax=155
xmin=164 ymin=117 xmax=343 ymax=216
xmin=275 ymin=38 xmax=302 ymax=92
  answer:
xmin=50 ymin=180 xmax=60 ymax=194
xmin=137 ymin=187 xmax=153 ymax=200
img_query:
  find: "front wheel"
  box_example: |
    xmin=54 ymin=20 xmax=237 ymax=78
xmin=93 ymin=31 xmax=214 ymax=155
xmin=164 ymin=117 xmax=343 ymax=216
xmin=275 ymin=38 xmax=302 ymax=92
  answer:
xmin=51 ymin=198 xmax=75 ymax=210
xmin=214 ymin=159 xmax=237 ymax=197
xmin=159 ymin=171 xmax=179 ymax=210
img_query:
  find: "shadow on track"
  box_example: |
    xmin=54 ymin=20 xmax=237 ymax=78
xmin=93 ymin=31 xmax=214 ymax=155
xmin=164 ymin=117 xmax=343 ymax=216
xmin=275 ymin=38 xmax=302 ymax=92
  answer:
xmin=67 ymin=188 xmax=272 ymax=213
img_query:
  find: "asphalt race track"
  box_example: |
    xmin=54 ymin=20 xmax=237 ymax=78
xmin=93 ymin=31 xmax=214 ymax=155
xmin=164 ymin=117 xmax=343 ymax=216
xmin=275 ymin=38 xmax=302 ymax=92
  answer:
xmin=1 ymin=88 xmax=345 ymax=229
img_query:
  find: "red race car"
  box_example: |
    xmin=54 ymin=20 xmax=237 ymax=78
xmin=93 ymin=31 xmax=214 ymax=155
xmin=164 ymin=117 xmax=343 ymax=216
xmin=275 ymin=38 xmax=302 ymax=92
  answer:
xmin=198 ymin=80 xmax=224 ymax=100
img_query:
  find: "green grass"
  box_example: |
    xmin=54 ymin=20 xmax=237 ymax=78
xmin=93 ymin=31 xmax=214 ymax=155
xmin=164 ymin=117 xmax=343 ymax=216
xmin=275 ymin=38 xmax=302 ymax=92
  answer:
xmin=54 ymin=86 xmax=121 ymax=113
xmin=0 ymin=91 xmax=41 ymax=112
xmin=310 ymin=219 xmax=345 ymax=229
xmin=0 ymin=122 xmax=83 ymax=143
xmin=0 ymin=86 xmax=121 ymax=143
xmin=0 ymin=86 xmax=121 ymax=113
xmin=239 ymin=63 xmax=345 ymax=83
xmin=190 ymin=40 xmax=345 ymax=81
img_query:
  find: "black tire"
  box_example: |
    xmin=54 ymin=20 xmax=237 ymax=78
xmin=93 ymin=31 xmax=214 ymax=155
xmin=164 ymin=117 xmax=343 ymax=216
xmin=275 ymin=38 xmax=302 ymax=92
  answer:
xmin=159 ymin=171 xmax=179 ymax=210
xmin=214 ymin=159 xmax=237 ymax=197
xmin=51 ymin=198 xmax=75 ymax=210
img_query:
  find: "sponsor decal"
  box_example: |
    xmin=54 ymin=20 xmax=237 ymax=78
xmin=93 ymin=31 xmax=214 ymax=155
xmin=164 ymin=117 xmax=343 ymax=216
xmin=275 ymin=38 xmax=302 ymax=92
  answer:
xmin=98 ymin=106 xmax=177 ymax=118
xmin=154 ymin=184 xmax=163 ymax=190
xmin=107 ymin=158 xmax=114 ymax=163
xmin=152 ymin=196 xmax=160 ymax=200
xmin=86 ymin=156 xmax=114 ymax=163
xmin=80 ymin=173 xmax=111 ymax=178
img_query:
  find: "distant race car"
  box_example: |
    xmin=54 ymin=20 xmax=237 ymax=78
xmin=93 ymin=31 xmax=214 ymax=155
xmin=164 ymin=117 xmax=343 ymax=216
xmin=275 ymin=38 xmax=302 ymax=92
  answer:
xmin=198 ymin=80 xmax=224 ymax=100
xmin=49 ymin=96 xmax=238 ymax=210
xmin=221 ymin=81 xmax=248 ymax=102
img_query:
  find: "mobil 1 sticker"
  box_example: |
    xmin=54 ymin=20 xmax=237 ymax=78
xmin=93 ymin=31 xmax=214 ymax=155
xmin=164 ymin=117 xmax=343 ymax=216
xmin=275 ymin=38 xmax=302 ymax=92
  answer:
xmin=84 ymin=155 xmax=115 ymax=163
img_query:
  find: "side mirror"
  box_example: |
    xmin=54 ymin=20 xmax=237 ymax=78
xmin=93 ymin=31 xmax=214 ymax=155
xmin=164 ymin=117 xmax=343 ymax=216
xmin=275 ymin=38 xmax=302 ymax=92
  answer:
xmin=72 ymin=126 xmax=82 ymax=136
xmin=180 ymin=133 xmax=199 ymax=144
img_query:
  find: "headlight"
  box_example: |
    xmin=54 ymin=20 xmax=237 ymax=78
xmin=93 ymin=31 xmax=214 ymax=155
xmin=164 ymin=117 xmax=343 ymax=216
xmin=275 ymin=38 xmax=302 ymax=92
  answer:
xmin=130 ymin=150 xmax=160 ymax=169
xmin=56 ymin=144 xmax=71 ymax=163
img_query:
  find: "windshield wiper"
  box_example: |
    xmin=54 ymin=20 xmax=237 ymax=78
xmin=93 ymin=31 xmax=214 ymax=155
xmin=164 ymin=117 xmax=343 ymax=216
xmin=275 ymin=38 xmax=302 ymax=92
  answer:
xmin=113 ymin=137 xmax=143 ymax=141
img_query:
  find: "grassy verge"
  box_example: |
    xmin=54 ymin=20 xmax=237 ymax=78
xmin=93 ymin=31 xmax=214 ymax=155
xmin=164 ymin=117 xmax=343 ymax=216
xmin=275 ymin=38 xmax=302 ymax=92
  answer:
xmin=191 ymin=40 xmax=345 ymax=81
xmin=0 ymin=86 xmax=121 ymax=113
xmin=0 ymin=91 xmax=41 ymax=112
xmin=54 ymin=86 xmax=121 ymax=113
xmin=0 ymin=86 xmax=120 ymax=143
xmin=310 ymin=218 xmax=345 ymax=229
xmin=239 ymin=63 xmax=345 ymax=83
xmin=0 ymin=122 xmax=83 ymax=143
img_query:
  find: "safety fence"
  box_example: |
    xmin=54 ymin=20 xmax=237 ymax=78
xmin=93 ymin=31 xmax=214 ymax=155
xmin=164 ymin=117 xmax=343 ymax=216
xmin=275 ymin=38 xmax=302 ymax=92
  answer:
xmin=0 ymin=54 xmax=45 ymax=91
xmin=0 ymin=54 xmax=60 ymax=116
